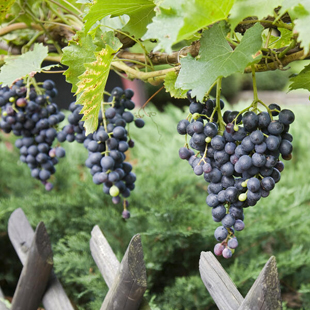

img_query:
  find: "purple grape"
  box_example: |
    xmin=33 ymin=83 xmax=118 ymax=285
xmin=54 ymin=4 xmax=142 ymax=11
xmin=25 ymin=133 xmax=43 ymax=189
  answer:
xmin=45 ymin=182 xmax=53 ymax=191
xmin=227 ymin=237 xmax=238 ymax=249
xmin=122 ymin=210 xmax=130 ymax=219
xmin=194 ymin=165 xmax=203 ymax=175
xmin=234 ymin=219 xmax=245 ymax=231
xmin=222 ymin=247 xmax=233 ymax=259
xmin=214 ymin=226 xmax=228 ymax=242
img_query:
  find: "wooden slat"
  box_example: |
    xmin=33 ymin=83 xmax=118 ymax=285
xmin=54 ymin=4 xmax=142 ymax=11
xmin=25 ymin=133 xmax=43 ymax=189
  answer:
xmin=8 ymin=208 xmax=74 ymax=310
xmin=199 ymin=251 xmax=244 ymax=310
xmin=0 ymin=287 xmax=9 ymax=310
xmin=238 ymin=256 xmax=282 ymax=310
xmin=100 ymin=234 xmax=147 ymax=310
xmin=11 ymin=222 xmax=53 ymax=310
xmin=90 ymin=225 xmax=119 ymax=288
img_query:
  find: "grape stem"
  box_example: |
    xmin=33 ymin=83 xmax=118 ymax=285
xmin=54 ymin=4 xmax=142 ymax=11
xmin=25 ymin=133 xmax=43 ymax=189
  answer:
xmin=198 ymin=145 xmax=208 ymax=165
xmin=213 ymin=77 xmax=225 ymax=133
xmin=30 ymin=77 xmax=43 ymax=95
xmin=257 ymin=99 xmax=273 ymax=120
xmin=101 ymin=100 xmax=110 ymax=154
xmin=204 ymin=80 xmax=217 ymax=99
xmin=251 ymin=65 xmax=258 ymax=113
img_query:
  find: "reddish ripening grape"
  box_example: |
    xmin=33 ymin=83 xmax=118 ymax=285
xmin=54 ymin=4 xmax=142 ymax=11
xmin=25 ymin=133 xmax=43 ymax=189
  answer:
xmin=214 ymin=243 xmax=225 ymax=256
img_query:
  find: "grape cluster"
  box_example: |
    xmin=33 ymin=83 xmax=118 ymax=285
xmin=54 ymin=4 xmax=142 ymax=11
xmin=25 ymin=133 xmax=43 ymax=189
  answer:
xmin=178 ymin=91 xmax=294 ymax=258
xmin=57 ymin=87 xmax=145 ymax=218
xmin=0 ymin=80 xmax=66 ymax=190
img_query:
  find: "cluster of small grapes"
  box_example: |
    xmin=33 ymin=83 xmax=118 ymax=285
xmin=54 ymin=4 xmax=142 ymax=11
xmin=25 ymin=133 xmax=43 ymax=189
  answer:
xmin=177 ymin=91 xmax=294 ymax=258
xmin=57 ymin=87 xmax=145 ymax=218
xmin=0 ymin=80 xmax=66 ymax=190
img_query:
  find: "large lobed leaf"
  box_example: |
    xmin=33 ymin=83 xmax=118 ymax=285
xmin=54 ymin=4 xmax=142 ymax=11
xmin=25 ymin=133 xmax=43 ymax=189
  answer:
xmin=143 ymin=0 xmax=234 ymax=54
xmin=61 ymin=32 xmax=97 ymax=93
xmin=75 ymin=44 xmax=121 ymax=135
xmin=83 ymin=0 xmax=155 ymax=38
xmin=280 ymin=0 xmax=310 ymax=55
xmin=228 ymin=0 xmax=283 ymax=32
xmin=288 ymin=64 xmax=310 ymax=92
xmin=0 ymin=43 xmax=48 ymax=87
xmin=175 ymin=22 xmax=263 ymax=102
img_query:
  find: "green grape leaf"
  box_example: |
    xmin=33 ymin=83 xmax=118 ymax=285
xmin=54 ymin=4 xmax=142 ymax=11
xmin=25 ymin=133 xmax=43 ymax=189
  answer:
xmin=84 ymin=0 xmax=155 ymax=38
xmin=62 ymin=31 xmax=97 ymax=93
xmin=0 ymin=43 xmax=48 ymax=86
xmin=76 ymin=44 xmax=121 ymax=135
xmin=0 ymin=0 xmax=15 ymax=22
xmin=279 ymin=0 xmax=310 ymax=54
xmin=175 ymin=22 xmax=263 ymax=102
xmin=228 ymin=0 xmax=283 ymax=31
xmin=143 ymin=0 xmax=234 ymax=54
xmin=267 ymin=28 xmax=292 ymax=49
xmin=164 ymin=71 xmax=188 ymax=98
xmin=288 ymin=64 xmax=310 ymax=92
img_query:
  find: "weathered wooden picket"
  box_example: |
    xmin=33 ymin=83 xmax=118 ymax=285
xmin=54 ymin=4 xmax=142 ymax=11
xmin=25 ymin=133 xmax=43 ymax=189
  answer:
xmin=0 ymin=208 xmax=282 ymax=310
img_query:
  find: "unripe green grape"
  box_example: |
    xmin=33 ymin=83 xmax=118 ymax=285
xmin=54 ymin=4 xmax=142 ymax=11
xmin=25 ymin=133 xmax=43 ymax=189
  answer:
xmin=109 ymin=185 xmax=120 ymax=197
xmin=192 ymin=113 xmax=200 ymax=120
xmin=205 ymin=136 xmax=212 ymax=143
xmin=239 ymin=193 xmax=247 ymax=201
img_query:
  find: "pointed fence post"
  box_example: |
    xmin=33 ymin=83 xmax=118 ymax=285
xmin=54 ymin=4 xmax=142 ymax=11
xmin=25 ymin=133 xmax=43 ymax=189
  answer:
xmin=238 ymin=256 xmax=282 ymax=310
xmin=90 ymin=226 xmax=151 ymax=310
xmin=8 ymin=208 xmax=74 ymax=310
xmin=199 ymin=251 xmax=282 ymax=310
xmin=199 ymin=251 xmax=243 ymax=310
xmin=100 ymin=234 xmax=147 ymax=310
xmin=11 ymin=222 xmax=53 ymax=310
xmin=90 ymin=225 xmax=120 ymax=288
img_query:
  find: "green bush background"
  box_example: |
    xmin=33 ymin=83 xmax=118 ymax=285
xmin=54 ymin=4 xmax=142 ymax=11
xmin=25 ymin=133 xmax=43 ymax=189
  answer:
xmin=0 ymin=101 xmax=309 ymax=310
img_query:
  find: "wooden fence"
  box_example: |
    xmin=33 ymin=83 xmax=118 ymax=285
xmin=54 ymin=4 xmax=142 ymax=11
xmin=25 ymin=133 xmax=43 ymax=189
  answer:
xmin=0 ymin=208 xmax=282 ymax=310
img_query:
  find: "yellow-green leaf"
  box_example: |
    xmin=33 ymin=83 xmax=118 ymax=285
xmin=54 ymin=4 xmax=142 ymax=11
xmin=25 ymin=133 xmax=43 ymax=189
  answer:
xmin=76 ymin=45 xmax=120 ymax=135
xmin=164 ymin=71 xmax=188 ymax=98
xmin=62 ymin=31 xmax=97 ymax=93
xmin=0 ymin=0 xmax=15 ymax=22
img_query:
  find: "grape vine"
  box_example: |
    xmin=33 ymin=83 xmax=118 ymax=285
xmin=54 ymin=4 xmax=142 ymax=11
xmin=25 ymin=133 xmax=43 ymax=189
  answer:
xmin=0 ymin=1 xmax=309 ymax=253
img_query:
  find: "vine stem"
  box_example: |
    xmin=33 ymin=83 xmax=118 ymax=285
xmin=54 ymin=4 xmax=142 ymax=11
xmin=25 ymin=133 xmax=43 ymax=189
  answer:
xmin=24 ymin=4 xmax=63 ymax=55
xmin=205 ymin=80 xmax=217 ymax=98
xmin=46 ymin=0 xmax=82 ymax=19
xmin=22 ymin=31 xmax=45 ymax=53
xmin=0 ymin=23 xmax=43 ymax=36
xmin=238 ymin=19 xmax=293 ymax=30
xmin=137 ymin=85 xmax=164 ymax=117
xmin=111 ymin=60 xmax=180 ymax=82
